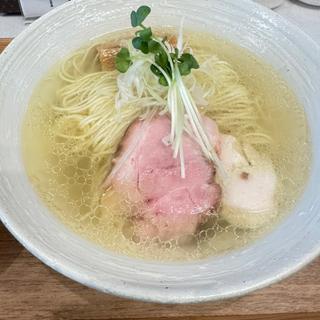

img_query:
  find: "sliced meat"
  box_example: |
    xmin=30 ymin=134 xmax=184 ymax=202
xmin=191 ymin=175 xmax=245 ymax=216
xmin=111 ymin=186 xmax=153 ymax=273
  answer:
xmin=106 ymin=115 xmax=221 ymax=241
xmin=97 ymin=44 xmax=120 ymax=71
xmin=217 ymin=134 xmax=277 ymax=229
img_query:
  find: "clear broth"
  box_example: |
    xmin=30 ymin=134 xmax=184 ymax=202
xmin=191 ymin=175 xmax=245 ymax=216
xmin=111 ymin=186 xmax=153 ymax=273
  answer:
xmin=22 ymin=30 xmax=310 ymax=261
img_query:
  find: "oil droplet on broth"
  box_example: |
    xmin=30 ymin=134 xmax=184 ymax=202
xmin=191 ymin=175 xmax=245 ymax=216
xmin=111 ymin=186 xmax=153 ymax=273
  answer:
xmin=78 ymin=157 xmax=91 ymax=170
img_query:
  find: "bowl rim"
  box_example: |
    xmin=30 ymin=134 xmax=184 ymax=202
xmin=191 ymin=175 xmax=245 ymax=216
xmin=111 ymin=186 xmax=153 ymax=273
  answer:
xmin=1 ymin=0 xmax=320 ymax=304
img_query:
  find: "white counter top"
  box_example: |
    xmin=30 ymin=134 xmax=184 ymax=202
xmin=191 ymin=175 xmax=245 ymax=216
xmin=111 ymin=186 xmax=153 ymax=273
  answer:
xmin=0 ymin=0 xmax=319 ymax=44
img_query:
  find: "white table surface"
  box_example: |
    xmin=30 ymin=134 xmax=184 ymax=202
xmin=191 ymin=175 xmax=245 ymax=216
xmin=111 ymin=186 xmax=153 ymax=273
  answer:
xmin=0 ymin=0 xmax=319 ymax=43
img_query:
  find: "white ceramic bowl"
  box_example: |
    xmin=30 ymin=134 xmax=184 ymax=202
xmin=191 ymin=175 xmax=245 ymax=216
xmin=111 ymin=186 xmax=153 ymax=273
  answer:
xmin=0 ymin=0 xmax=320 ymax=304
xmin=253 ymin=0 xmax=284 ymax=9
xmin=298 ymin=0 xmax=320 ymax=6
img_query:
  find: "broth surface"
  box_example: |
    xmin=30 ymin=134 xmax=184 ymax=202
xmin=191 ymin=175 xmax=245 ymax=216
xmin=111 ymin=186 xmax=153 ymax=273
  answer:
xmin=22 ymin=30 xmax=310 ymax=261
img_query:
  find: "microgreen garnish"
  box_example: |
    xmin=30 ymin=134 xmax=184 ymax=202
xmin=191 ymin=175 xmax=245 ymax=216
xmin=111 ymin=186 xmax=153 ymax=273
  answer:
xmin=116 ymin=5 xmax=199 ymax=85
xmin=130 ymin=5 xmax=151 ymax=27
xmin=115 ymin=47 xmax=132 ymax=73
xmin=178 ymin=53 xmax=199 ymax=75
xmin=115 ymin=6 xmax=225 ymax=178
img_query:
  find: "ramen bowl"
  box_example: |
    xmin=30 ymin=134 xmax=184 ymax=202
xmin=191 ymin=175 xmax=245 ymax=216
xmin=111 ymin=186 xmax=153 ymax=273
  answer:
xmin=0 ymin=0 xmax=320 ymax=303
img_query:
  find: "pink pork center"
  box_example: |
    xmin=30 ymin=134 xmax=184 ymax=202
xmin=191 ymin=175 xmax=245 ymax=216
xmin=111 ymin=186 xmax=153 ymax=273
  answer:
xmin=108 ymin=115 xmax=221 ymax=241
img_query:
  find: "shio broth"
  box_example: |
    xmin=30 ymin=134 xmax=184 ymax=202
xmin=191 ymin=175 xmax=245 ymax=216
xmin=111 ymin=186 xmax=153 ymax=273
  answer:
xmin=22 ymin=30 xmax=310 ymax=261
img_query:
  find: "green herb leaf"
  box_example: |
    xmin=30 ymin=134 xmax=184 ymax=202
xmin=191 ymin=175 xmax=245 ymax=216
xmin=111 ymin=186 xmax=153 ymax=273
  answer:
xmin=169 ymin=48 xmax=180 ymax=62
xmin=148 ymin=40 xmax=162 ymax=53
xmin=176 ymin=53 xmax=199 ymax=76
xmin=155 ymin=51 xmax=168 ymax=68
xmin=140 ymin=41 xmax=149 ymax=54
xmin=117 ymin=59 xmax=131 ymax=73
xmin=132 ymin=37 xmax=143 ymax=50
xmin=179 ymin=53 xmax=199 ymax=69
xmin=115 ymin=48 xmax=132 ymax=73
xmin=131 ymin=5 xmax=151 ymax=27
xmin=117 ymin=47 xmax=130 ymax=59
xmin=150 ymin=64 xmax=161 ymax=76
xmin=136 ymin=5 xmax=151 ymax=25
xmin=158 ymin=74 xmax=168 ymax=86
xmin=148 ymin=40 xmax=161 ymax=53
xmin=131 ymin=11 xmax=138 ymax=27
xmin=139 ymin=27 xmax=152 ymax=41
xmin=124 ymin=5 xmax=200 ymax=83
xmin=178 ymin=62 xmax=191 ymax=76
xmin=132 ymin=37 xmax=149 ymax=54
xmin=170 ymin=52 xmax=177 ymax=61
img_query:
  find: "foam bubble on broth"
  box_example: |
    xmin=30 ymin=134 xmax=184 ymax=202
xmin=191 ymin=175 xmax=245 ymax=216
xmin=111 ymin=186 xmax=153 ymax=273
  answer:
xmin=21 ymin=30 xmax=310 ymax=261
